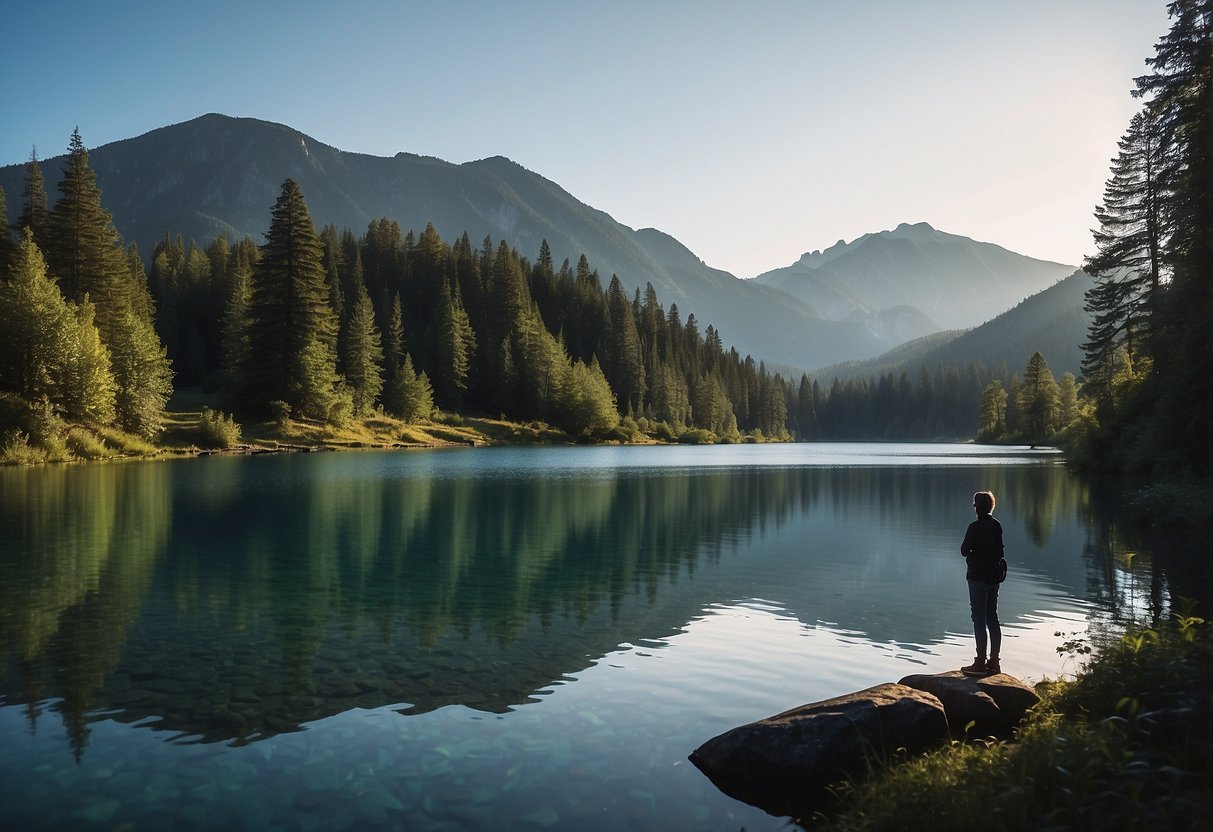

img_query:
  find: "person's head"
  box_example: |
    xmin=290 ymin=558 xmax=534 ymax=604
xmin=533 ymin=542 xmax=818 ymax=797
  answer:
xmin=972 ymin=491 xmax=995 ymax=515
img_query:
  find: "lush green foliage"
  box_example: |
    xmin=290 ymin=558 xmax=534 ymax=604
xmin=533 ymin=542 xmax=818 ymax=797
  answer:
xmin=1078 ymin=0 xmax=1212 ymax=475
xmin=819 ymin=611 xmax=1211 ymax=832
xmin=196 ymin=406 xmax=241 ymax=449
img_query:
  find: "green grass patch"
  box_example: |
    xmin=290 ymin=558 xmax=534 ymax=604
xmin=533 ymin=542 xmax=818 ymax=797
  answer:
xmin=1 ymin=431 xmax=48 ymax=465
xmin=93 ymin=425 xmax=159 ymax=456
xmin=66 ymin=428 xmax=111 ymax=460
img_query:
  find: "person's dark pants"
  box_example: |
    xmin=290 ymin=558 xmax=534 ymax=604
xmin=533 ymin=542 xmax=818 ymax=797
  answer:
xmin=967 ymin=579 xmax=1001 ymax=659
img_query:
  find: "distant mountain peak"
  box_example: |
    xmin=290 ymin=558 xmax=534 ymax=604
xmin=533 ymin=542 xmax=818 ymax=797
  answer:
xmin=755 ymin=222 xmax=1076 ymax=332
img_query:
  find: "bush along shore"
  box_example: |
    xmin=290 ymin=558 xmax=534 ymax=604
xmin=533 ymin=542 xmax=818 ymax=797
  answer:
xmin=0 ymin=389 xmax=795 ymax=466
xmin=801 ymin=606 xmax=1210 ymax=831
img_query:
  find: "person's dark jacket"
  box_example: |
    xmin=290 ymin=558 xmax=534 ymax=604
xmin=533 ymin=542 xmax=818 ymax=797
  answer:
xmin=961 ymin=514 xmax=1004 ymax=583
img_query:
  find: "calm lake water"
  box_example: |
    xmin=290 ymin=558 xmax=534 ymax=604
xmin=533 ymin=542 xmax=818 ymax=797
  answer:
xmin=0 ymin=443 xmax=1168 ymax=830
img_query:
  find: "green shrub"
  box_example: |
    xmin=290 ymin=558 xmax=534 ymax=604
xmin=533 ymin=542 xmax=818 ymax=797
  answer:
xmin=326 ymin=393 xmax=354 ymax=427
xmin=653 ymin=421 xmax=677 ymax=442
xmin=0 ymin=430 xmax=46 ymax=465
xmin=197 ymin=407 xmax=242 ymax=449
xmin=677 ymin=428 xmax=716 ymax=445
xmin=269 ymin=400 xmax=292 ymax=425
xmin=67 ymin=429 xmax=110 ymax=460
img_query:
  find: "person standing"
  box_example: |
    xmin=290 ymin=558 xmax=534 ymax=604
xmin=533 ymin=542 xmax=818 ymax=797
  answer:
xmin=960 ymin=490 xmax=1003 ymax=676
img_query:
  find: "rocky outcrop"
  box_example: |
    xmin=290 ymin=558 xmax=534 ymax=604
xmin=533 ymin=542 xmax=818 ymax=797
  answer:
xmin=898 ymin=671 xmax=1040 ymax=736
xmin=689 ymin=683 xmax=949 ymax=816
xmin=691 ymin=672 xmax=1041 ymax=817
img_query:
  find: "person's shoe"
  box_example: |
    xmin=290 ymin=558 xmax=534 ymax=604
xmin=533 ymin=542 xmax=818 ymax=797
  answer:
xmin=985 ymin=656 xmax=1001 ymax=675
xmin=961 ymin=657 xmax=987 ymax=676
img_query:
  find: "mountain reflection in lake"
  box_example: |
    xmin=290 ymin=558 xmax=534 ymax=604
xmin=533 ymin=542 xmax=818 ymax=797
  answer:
xmin=0 ymin=444 xmax=1175 ymax=831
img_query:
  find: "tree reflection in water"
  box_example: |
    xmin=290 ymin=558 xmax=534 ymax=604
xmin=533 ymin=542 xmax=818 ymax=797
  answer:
xmin=0 ymin=447 xmax=1190 ymax=756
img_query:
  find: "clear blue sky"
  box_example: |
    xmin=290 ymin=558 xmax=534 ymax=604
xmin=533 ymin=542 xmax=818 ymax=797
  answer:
xmin=1 ymin=0 xmax=1169 ymax=277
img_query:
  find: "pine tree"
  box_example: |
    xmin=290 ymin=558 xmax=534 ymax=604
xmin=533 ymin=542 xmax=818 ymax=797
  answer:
xmin=59 ymin=297 xmax=116 ymax=424
xmin=291 ymin=334 xmax=351 ymax=423
xmin=388 ymin=353 xmax=434 ymax=423
xmin=978 ymin=380 xmax=1008 ymax=441
xmin=604 ymin=274 xmax=645 ymax=413
xmin=107 ymin=308 xmax=174 ymax=438
xmin=1018 ymin=352 xmax=1060 ymax=443
xmin=0 ymin=186 xmax=15 ymax=273
xmin=126 ymin=243 xmax=155 ymax=325
xmin=219 ymin=253 xmax=252 ymax=403
xmin=434 ymin=278 xmax=476 ymax=408
xmin=385 ymin=292 xmax=406 ymax=378
xmin=0 ymin=230 xmax=71 ymax=401
xmin=1134 ymin=0 xmax=1213 ymax=472
xmin=244 ymin=179 xmax=342 ymax=418
xmin=560 ymin=356 xmax=619 ymax=437
xmin=44 ymin=129 xmax=132 ymax=340
xmin=1057 ymin=372 xmax=1079 ymax=431
xmin=341 ymin=279 xmax=385 ymax=416
xmin=15 ymin=148 xmax=50 ymax=251
xmin=1083 ymin=109 xmax=1167 ymax=379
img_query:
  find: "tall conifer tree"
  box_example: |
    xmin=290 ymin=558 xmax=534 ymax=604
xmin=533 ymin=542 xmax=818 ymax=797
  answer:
xmin=0 ymin=186 xmax=15 ymax=273
xmin=341 ymin=279 xmax=385 ymax=416
xmin=244 ymin=179 xmax=342 ymax=418
xmin=44 ymin=129 xmax=132 ymax=339
xmin=434 ymin=278 xmax=476 ymax=408
xmin=15 ymin=149 xmax=50 ymax=251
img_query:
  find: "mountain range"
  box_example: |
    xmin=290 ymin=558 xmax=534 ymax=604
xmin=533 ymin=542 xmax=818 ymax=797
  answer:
xmin=0 ymin=114 xmax=1081 ymax=374
xmin=814 ymin=269 xmax=1095 ymax=382
xmin=753 ymin=221 xmax=1074 ymax=330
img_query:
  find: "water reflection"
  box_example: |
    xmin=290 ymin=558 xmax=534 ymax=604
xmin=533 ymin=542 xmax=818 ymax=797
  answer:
xmin=0 ymin=446 xmax=1185 ymax=762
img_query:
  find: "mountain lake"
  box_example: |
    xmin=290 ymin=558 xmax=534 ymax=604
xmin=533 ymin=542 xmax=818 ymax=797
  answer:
xmin=0 ymin=443 xmax=1177 ymax=831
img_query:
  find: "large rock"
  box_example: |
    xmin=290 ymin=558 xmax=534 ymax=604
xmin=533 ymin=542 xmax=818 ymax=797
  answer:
xmin=898 ymin=671 xmax=1040 ymax=735
xmin=689 ymin=683 xmax=948 ymax=815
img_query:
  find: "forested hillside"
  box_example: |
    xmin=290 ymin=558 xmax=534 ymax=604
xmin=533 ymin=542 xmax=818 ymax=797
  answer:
xmin=0 ymin=114 xmax=902 ymax=372
xmin=0 ymin=131 xmax=1091 ymax=459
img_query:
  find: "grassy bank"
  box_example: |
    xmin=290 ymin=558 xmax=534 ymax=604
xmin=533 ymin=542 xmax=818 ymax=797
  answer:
xmin=813 ymin=607 xmax=1211 ymax=831
xmin=2 ymin=388 xmax=794 ymax=465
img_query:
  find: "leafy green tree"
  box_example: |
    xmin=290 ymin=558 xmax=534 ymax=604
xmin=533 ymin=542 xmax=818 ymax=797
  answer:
xmin=341 ymin=279 xmax=385 ymax=416
xmin=59 ymin=297 xmax=116 ymax=424
xmin=291 ymin=334 xmax=352 ymax=423
xmin=44 ymin=129 xmax=132 ymax=339
xmin=386 ymin=353 xmax=434 ymax=423
xmin=560 ymin=357 xmax=619 ymax=437
xmin=0 ymin=230 xmax=71 ymax=401
xmin=15 ymin=148 xmax=50 ymax=251
xmin=1057 ymin=372 xmax=1079 ymax=430
xmin=244 ymin=179 xmax=342 ymax=417
xmin=978 ymin=379 xmax=1008 ymax=441
xmin=1018 ymin=352 xmax=1060 ymax=443
xmin=107 ymin=308 xmax=174 ymax=438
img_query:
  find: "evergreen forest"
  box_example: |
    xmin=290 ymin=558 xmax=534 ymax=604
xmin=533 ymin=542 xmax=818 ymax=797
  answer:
xmin=0 ymin=0 xmax=1207 ymax=471
xmin=0 ymin=139 xmax=1078 ymax=460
